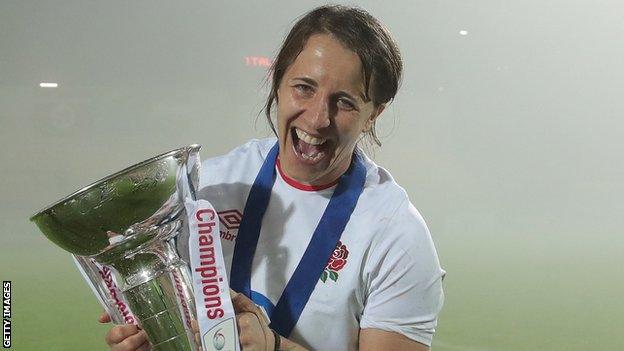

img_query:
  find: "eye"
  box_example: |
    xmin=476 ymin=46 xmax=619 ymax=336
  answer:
xmin=337 ymin=98 xmax=356 ymax=111
xmin=293 ymin=84 xmax=314 ymax=96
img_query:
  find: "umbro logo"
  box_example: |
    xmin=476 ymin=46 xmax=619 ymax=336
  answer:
xmin=217 ymin=209 xmax=242 ymax=242
xmin=218 ymin=209 xmax=242 ymax=230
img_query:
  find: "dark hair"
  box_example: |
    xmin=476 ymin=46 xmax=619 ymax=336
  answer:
xmin=264 ymin=5 xmax=403 ymax=146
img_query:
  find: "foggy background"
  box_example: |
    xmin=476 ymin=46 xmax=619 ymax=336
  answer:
xmin=1 ymin=1 xmax=622 ymax=350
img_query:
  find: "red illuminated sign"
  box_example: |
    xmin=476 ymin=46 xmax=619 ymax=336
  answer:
xmin=245 ymin=56 xmax=272 ymax=67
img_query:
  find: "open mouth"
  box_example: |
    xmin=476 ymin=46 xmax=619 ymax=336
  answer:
xmin=291 ymin=127 xmax=329 ymax=164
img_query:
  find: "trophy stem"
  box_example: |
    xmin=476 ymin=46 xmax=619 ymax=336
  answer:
xmin=124 ymin=264 xmax=197 ymax=351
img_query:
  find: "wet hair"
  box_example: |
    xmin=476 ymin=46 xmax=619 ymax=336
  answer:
xmin=264 ymin=4 xmax=403 ymax=146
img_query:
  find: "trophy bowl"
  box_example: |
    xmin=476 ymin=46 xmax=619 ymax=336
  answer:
xmin=30 ymin=145 xmax=202 ymax=351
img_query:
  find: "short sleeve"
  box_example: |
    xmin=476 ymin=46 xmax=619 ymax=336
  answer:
xmin=360 ymin=201 xmax=445 ymax=347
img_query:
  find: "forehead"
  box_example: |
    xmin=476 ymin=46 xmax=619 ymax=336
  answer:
xmin=285 ymin=34 xmax=365 ymax=90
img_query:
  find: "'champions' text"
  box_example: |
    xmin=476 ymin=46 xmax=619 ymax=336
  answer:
xmin=194 ymin=209 xmax=225 ymax=319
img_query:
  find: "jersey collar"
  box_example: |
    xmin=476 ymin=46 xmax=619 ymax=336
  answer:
xmin=275 ymin=157 xmax=339 ymax=192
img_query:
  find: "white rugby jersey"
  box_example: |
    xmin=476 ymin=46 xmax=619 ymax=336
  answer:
xmin=192 ymin=138 xmax=445 ymax=350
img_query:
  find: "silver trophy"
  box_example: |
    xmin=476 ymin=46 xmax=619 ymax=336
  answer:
xmin=30 ymin=146 xmax=202 ymax=351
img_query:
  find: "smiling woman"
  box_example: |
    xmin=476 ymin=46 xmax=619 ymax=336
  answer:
xmin=102 ymin=5 xmax=444 ymax=351
xmin=266 ymin=5 xmax=402 ymax=187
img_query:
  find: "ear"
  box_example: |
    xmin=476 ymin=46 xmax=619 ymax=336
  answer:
xmin=363 ymin=104 xmax=386 ymax=132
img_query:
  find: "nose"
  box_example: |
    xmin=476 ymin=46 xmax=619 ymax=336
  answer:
xmin=306 ymin=94 xmax=331 ymax=130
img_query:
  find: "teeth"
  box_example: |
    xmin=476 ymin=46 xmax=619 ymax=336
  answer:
xmin=301 ymin=151 xmax=325 ymax=161
xmin=295 ymin=128 xmax=326 ymax=145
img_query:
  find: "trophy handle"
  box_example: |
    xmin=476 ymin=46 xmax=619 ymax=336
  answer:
xmin=179 ymin=145 xmax=201 ymax=202
xmin=188 ymin=145 xmax=201 ymax=199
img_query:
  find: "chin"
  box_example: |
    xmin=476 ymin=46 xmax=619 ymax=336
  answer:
xmin=283 ymin=151 xmax=329 ymax=183
xmin=280 ymin=126 xmax=353 ymax=185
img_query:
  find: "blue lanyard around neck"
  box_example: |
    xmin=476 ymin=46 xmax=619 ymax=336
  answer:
xmin=229 ymin=142 xmax=366 ymax=337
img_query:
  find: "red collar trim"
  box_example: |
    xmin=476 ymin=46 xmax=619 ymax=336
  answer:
xmin=276 ymin=158 xmax=339 ymax=192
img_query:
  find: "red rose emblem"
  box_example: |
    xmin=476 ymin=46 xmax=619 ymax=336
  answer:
xmin=328 ymin=258 xmax=346 ymax=271
xmin=325 ymin=241 xmax=349 ymax=273
xmin=331 ymin=241 xmax=349 ymax=260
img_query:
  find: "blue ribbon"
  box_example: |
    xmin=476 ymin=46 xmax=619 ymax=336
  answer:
xmin=230 ymin=142 xmax=366 ymax=337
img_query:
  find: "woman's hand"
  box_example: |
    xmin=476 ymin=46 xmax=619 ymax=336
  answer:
xmin=98 ymin=291 xmax=287 ymax=351
xmin=230 ymin=290 xmax=276 ymax=351
xmin=99 ymin=312 xmax=151 ymax=351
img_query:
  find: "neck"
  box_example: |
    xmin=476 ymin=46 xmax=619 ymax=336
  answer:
xmin=276 ymin=158 xmax=341 ymax=191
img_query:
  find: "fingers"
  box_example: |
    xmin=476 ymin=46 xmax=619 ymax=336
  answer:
xmin=236 ymin=312 xmax=262 ymax=348
xmin=106 ymin=324 xmax=141 ymax=345
xmin=230 ymin=288 xmax=240 ymax=299
xmin=231 ymin=292 xmax=270 ymax=325
xmin=195 ymin=331 xmax=201 ymax=347
xmin=191 ymin=319 xmax=201 ymax=346
xmin=231 ymin=291 xmax=254 ymax=312
xmin=236 ymin=312 xmax=274 ymax=350
xmin=191 ymin=319 xmax=199 ymax=333
xmin=236 ymin=312 xmax=258 ymax=329
xmin=109 ymin=329 xmax=149 ymax=351
xmin=136 ymin=340 xmax=151 ymax=351
xmin=99 ymin=310 xmax=112 ymax=323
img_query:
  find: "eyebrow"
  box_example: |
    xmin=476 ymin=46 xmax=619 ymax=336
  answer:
xmin=337 ymin=90 xmax=369 ymax=104
xmin=292 ymin=77 xmax=369 ymax=103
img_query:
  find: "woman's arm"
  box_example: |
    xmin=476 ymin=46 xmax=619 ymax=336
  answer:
xmin=278 ymin=328 xmax=430 ymax=351
xmin=359 ymin=329 xmax=429 ymax=351
xmin=254 ymin=327 xmax=430 ymax=351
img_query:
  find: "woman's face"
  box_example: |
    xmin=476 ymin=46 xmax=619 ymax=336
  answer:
xmin=276 ymin=34 xmax=384 ymax=185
